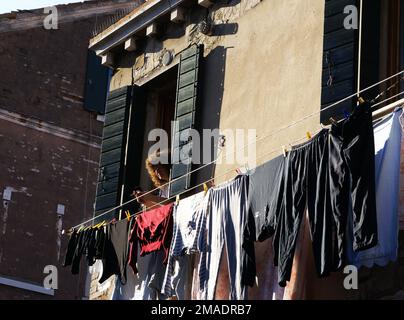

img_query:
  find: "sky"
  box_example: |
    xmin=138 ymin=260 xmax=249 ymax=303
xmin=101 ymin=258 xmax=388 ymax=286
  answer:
xmin=0 ymin=1 xmax=86 ymax=14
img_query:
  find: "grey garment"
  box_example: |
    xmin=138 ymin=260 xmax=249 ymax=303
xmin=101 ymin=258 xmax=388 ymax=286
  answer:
xmin=245 ymin=155 xmax=285 ymax=242
xmin=170 ymin=255 xmax=194 ymax=300
xmin=112 ymin=247 xmax=167 ymax=300
xmin=162 ymin=192 xmax=207 ymax=298
xmin=199 ymin=175 xmax=253 ymax=300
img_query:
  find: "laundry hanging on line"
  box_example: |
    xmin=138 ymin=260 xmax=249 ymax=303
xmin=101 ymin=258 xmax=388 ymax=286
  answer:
xmin=63 ymin=102 xmax=403 ymax=300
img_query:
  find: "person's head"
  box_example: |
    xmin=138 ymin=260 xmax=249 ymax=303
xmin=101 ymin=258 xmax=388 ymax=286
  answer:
xmin=145 ymin=149 xmax=171 ymax=187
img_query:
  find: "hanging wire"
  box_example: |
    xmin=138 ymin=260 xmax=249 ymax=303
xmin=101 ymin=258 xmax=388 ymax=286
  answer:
xmin=87 ymin=128 xmax=325 ymax=227
xmin=371 ymin=90 xmax=404 ymax=109
xmin=67 ymin=70 xmax=404 ymax=231
xmin=371 ymin=75 xmax=404 ymax=103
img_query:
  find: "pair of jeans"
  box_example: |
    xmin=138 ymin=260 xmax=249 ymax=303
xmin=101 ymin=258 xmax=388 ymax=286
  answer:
xmin=274 ymin=129 xmax=334 ymax=287
xmin=346 ymin=108 xmax=402 ymax=267
xmin=199 ymin=175 xmax=254 ymax=300
xmin=329 ymin=101 xmax=378 ymax=269
xmin=162 ymin=192 xmax=208 ymax=298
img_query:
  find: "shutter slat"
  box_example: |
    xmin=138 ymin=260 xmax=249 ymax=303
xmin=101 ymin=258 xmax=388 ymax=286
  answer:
xmin=169 ymin=176 xmax=188 ymax=196
xmin=176 ymin=112 xmax=194 ymax=132
xmin=325 ymin=0 xmax=355 ymax=18
xmin=95 ymin=192 xmax=118 ymax=211
xmin=177 ymin=99 xmax=194 ymax=117
xmin=322 ymin=61 xmax=355 ymax=85
xmin=103 ymin=121 xmax=125 ymax=139
xmin=173 ymin=128 xmax=191 ymax=148
xmin=178 ymin=70 xmax=197 ymax=89
xmin=324 ymin=28 xmax=356 ymax=51
xmin=105 ymin=95 xmax=127 ymax=113
xmin=321 ymin=79 xmax=355 ymax=104
xmin=100 ymin=148 xmax=122 ymax=167
xmin=180 ymin=45 xmax=198 ymax=59
xmin=322 ymin=43 xmax=355 ymax=68
xmin=180 ymin=56 xmax=197 ymax=74
xmin=97 ymin=177 xmax=119 ymax=197
xmin=171 ymin=163 xmax=190 ymax=179
xmin=101 ymin=134 xmax=123 ymax=153
xmin=98 ymin=162 xmax=120 ymax=181
xmin=104 ymin=107 xmax=126 ymax=126
xmin=178 ymin=84 xmax=195 ymax=103
xmin=324 ymin=13 xmax=346 ymax=34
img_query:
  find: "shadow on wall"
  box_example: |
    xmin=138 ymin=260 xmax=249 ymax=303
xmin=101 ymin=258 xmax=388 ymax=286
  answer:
xmin=211 ymin=23 xmax=238 ymax=36
xmin=194 ymin=45 xmax=227 ymax=186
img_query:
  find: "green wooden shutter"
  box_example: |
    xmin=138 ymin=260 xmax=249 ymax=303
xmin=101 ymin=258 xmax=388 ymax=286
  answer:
xmin=94 ymin=86 xmax=132 ymax=220
xmin=169 ymin=45 xmax=203 ymax=196
xmin=320 ymin=0 xmax=358 ymax=124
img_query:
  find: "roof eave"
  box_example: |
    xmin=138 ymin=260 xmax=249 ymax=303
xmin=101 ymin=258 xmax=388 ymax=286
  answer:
xmin=89 ymin=0 xmax=187 ymax=56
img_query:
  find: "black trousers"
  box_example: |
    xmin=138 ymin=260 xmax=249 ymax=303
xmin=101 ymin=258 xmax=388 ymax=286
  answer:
xmin=274 ymin=129 xmax=335 ymax=287
xmin=328 ymin=102 xmax=378 ymax=269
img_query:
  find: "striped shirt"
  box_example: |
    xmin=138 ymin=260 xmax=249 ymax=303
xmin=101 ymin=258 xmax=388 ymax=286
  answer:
xmin=161 ymin=191 xmax=209 ymax=297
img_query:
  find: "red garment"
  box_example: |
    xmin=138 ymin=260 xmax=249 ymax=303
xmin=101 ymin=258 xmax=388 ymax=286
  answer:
xmin=128 ymin=203 xmax=173 ymax=274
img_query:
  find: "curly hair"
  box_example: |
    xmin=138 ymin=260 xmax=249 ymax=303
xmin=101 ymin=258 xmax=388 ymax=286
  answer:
xmin=145 ymin=149 xmax=171 ymax=187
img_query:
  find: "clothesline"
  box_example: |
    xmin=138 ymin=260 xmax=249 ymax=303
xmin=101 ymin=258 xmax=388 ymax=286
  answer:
xmin=372 ymin=91 xmax=404 ymax=109
xmin=64 ymin=94 xmax=404 ymax=300
xmin=67 ymin=98 xmax=403 ymax=235
xmin=106 ymin=97 xmax=404 ymax=225
xmin=66 ymin=70 xmax=404 ymax=231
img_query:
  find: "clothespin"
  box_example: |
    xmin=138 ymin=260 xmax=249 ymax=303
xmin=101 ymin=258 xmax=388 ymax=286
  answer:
xmin=125 ymin=210 xmax=131 ymax=221
xmin=306 ymin=131 xmax=312 ymax=140
xmin=92 ymin=221 xmax=101 ymax=229
xmin=175 ymin=194 xmax=180 ymax=205
xmin=203 ymin=183 xmax=209 ymax=195
xmin=282 ymin=145 xmax=287 ymax=157
xmin=95 ymin=220 xmax=105 ymax=229
xmin=62 ymin=228 xmax=72 ymax=235
xmin=358 ymin=96 xmax=365 ymax=105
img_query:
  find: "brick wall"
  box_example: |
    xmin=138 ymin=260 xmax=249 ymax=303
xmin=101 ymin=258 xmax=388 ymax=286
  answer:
xmin=0 ymin=1 xmax=133 ymax=300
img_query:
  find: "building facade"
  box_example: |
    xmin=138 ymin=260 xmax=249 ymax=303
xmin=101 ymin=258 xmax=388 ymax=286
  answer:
xmin=87 ymin=0 xmax=404 ymax=299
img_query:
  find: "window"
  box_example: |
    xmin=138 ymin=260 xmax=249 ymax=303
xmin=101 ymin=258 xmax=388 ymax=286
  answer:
xmin=93 ymin=45 xmax=204 ymax=219
xmin=320 ymin=0 xmax=404 ymax=123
